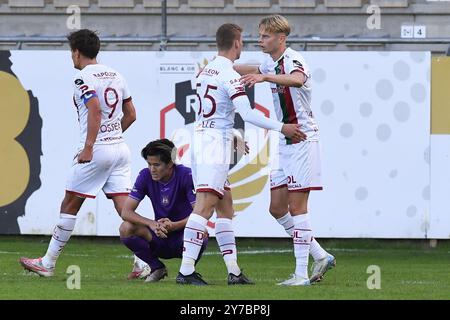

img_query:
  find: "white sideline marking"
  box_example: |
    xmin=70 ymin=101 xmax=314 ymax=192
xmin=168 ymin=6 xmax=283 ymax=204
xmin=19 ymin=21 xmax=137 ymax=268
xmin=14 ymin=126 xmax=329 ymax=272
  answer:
xmin=116 ymin=249 xmax=291 ymax=259
xmin=204 ymin=249 xmax=292 ymax=255
xmin=65 ymin=253 xmax=90 ymax=257
xmin=0 ymin=251 xmax=21 ymax=254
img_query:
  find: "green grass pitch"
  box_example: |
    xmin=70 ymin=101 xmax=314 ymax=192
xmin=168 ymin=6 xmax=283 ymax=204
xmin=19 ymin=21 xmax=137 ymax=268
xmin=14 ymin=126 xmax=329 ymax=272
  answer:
xmin=1 ymin=236 xmax=449 ymax=300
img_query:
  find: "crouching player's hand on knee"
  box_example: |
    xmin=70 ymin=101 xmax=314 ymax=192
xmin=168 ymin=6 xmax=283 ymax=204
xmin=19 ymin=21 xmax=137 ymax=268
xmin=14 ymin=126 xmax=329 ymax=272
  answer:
xmin=158 ymin=218 xmax=175 ymax=234
xmin=158 ymin=217 xmax=190 ymax=235
xmin=149 ymin=220 xmax=168 ymax=239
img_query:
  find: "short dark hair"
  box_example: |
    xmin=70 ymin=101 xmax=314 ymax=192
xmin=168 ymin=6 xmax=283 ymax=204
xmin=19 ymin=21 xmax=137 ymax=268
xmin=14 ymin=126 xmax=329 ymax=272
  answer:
xmin=216 ymin=23 xmax=242 ymax=51
xmin=141 ymin=139 xmax=176 ymax=164
xmin=67 ymin=29 xmax=100 ymax=59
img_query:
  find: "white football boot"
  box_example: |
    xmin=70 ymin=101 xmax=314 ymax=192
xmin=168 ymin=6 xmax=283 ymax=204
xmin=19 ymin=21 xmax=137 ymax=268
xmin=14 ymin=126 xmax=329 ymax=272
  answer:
xmin=20 ymin=257 xmax=54 ymax=277
xmin=277 ymin=274 xmax=310 ymax=286
xmin=309 ymin=253 xmax=336 ymax=284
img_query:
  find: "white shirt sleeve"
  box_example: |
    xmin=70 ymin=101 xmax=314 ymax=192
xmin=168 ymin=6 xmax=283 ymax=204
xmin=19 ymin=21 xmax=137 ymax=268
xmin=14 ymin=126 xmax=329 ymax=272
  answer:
xmin=258 ymin=58 xmax=270 ymax=75
xmin=233 ymin=95 xmax=283 ymax=132
xmin=73 ymin=72 xmax=97 ymax=104
xmin=224 ymin=73 xmax=246 ymax=100
xmin=285 ymin=52 xmax=309 ymax=77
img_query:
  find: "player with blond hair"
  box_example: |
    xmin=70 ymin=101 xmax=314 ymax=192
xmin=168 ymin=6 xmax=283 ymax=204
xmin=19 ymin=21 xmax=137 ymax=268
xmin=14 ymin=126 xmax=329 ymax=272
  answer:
xmin=236 ymin=15 xmax=336 ymax=286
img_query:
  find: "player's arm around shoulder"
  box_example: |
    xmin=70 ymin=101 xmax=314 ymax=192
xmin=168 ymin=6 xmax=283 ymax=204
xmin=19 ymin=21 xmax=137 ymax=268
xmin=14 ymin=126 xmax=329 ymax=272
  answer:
xmin=263 ymin=70 xmax=305 ymax=88
xmin=233 ymin=64 xmax=260 ymax=76
xmin=237 ymin=58 xmax=269 ymax=87
xmin=271 ymin=50 xmax=310 ymax=88
xmin=240 ymin=67 xmax=305 ymax=88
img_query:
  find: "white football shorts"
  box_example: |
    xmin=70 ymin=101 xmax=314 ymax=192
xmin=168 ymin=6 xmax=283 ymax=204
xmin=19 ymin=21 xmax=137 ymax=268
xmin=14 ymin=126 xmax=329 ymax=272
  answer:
xmin=270 ymin=141 xmax=323 ymax=192
xmin=66 ymin=142 xmax=132 ymax=198
xmin=191 ymin=129 xmax=232 ymax=199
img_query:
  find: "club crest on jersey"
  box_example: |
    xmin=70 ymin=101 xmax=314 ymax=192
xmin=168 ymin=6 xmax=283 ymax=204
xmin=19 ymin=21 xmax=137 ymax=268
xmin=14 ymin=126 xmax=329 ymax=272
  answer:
xmin=161 ymin=195 xmax=169 ymax=205
xmin=74 ymin=78 xmax=84 ymax=86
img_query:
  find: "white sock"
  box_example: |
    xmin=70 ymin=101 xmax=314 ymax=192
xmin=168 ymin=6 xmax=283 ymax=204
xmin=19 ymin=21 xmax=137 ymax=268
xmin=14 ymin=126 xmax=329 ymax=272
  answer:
xmin=292 ymin=213 xmax=312 ymax=279
xmin=310 ymin=237 xmax=328 ymax=261
xmin=276 ymin=212 xmax=294 ymax=237
xmin=215 ymin=218 xmax=241 ymax=276
xmin=277 ymin=212 xmax=327 ymax=261
xmin=42 ymin=213 xmax=76 ymax=269
xmin=180 ymin=213 xmax=207 ymax=276
xmin=134 ymin=255 xmax=148 ymax=269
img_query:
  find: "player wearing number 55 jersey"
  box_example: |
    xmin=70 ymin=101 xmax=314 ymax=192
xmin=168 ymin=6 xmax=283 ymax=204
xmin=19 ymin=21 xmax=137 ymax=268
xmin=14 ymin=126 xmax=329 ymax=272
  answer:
xmin=176 ymin=23 xmax=305 ymax=285
xmin=19 ymin=29 xmax=147 ymax=278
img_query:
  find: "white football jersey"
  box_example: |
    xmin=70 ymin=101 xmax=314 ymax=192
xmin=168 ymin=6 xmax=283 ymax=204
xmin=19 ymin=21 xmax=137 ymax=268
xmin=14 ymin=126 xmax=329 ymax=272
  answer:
xmin=259 ymin=47 xmax=319 ymax=144
xmin=72 ymin=64 xmax=131 ymax=145
xmin=195 ymin=56 xmax=247 ymax=131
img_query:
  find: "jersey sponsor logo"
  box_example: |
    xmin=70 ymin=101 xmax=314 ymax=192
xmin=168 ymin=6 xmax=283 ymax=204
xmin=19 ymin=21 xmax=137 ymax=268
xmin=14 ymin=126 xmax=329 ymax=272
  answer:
xmin=74 ymin=78 xmax=84 ymax=86
xmin=200 ymin=68 xmax=220 ymax=76
xmin=93 ymin=71 xmax=117 ymax=78
xmin=271 ymin=87 xmax=286 ymax=94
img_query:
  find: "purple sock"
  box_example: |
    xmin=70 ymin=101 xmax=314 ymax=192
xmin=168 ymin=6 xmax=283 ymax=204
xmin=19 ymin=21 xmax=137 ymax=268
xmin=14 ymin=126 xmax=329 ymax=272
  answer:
xmin=120 ymin=236 xmax=164 ymax=270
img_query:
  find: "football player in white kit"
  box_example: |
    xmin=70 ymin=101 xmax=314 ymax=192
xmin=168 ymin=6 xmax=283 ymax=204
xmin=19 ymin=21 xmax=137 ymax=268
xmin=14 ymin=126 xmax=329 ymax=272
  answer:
xmin=19 ymin=29 xmax=148 ymax=279
xmin=237 ymin=15 xmax=336 ymax=286
xmin=176 ymin=23 xmax=305 ymax=285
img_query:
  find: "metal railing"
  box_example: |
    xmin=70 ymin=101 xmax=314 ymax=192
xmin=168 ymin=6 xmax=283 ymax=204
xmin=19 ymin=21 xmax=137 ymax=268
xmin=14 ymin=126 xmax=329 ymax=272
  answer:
xmin=1 ymin=0 xmax=449 ymax=51
xmin=1 ymin=36 xmax=449 ymax=50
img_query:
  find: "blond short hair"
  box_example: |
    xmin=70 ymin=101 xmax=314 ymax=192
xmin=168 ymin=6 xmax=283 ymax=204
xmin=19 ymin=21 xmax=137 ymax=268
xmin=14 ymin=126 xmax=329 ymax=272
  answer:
xmin=259 ymin=15 xmax=291 ymax=36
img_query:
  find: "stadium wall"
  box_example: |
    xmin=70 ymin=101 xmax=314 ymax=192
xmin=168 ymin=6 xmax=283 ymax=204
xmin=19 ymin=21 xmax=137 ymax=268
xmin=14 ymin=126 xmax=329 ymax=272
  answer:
xmin=1 ymin=50 xmax=447 ymax=239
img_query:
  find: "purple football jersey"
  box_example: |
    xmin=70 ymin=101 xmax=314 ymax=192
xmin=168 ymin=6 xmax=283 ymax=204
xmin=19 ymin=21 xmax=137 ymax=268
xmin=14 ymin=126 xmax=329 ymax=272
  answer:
xmin=129 ymin=165 xmax=196 ymax=221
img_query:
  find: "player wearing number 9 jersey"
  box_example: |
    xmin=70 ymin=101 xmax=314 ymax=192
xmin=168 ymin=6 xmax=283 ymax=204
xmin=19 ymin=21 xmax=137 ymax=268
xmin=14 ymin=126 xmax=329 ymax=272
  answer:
xmin=73 ymin=62 xmax=130 ymax=146
xmin=176 ymin=23 xmax=305 ymax=285
xmin=19 ymin=29 xmax=149 ymax=279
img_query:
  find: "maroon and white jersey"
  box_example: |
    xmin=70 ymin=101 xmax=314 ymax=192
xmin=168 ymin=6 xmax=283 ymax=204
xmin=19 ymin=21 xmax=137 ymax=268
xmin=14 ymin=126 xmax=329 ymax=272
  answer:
xmin=259 ymin=47 xmax=319 ymax=144
xmin=195 ymin=56 xmax=247 ymax=131
xmin=72 ymin=64 xmax=131 ymax=145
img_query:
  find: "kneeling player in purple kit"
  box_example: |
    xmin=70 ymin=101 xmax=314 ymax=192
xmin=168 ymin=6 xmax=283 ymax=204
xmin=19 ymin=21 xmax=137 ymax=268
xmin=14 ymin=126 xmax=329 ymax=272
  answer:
xmin=119 ymin=139 xmax=208 ymax=282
